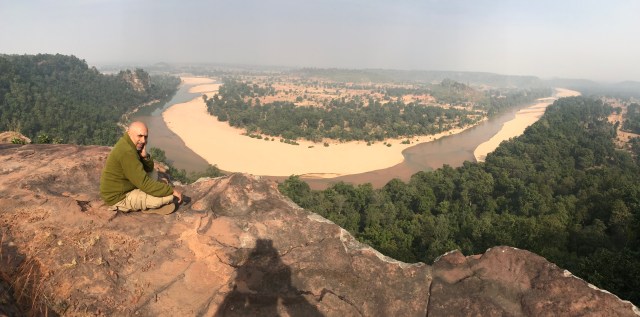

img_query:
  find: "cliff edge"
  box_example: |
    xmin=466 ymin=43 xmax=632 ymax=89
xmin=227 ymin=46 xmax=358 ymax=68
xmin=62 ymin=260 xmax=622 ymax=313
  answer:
xmin=0 ymin=144 xmax=638 ymax=316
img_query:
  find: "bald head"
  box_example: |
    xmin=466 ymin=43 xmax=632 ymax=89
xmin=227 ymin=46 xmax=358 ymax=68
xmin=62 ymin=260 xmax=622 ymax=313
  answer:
xmin=127 ymin=121 xmax=148 ymax=151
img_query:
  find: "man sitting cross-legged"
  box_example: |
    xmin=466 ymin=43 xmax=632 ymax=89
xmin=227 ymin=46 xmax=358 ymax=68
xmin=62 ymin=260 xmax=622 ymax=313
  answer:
xmin=100 ymin=121 xmax=182 ymax=215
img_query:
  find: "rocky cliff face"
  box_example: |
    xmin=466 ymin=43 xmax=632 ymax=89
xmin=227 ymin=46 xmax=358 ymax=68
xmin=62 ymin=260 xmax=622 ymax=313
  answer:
xmin=119 ymin=69 xmax=151 ymax=93
xmin=0 ymin=143 xmax=638 ymax=316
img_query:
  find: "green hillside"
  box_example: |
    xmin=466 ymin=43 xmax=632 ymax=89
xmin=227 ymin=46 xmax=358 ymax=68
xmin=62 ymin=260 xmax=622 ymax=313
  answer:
xmin=0 ymin=54 xmax=179 ymax=145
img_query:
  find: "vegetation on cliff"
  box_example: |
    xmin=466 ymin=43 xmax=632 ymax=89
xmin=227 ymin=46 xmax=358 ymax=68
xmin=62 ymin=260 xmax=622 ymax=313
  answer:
xmin=0 ymin=54 xmax=179 ymax=145
xmin=280 ymin=96 xmax=640 ymax=304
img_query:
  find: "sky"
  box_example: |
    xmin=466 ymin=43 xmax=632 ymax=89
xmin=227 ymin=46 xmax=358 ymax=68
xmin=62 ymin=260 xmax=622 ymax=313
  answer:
xmin=1 ymin=0 xmax=639 ymax=82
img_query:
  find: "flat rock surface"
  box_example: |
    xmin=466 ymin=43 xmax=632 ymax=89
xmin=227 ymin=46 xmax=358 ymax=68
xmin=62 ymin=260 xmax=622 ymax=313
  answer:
xmin=0 ymin=144 xmax=637 ymax=316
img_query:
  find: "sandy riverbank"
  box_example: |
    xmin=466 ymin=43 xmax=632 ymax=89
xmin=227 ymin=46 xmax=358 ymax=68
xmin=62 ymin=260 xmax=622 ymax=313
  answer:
xmin=473 ymin=88 xmax=581 ymax=162
xmin=163 ymin=77 xmax=480 ymax=177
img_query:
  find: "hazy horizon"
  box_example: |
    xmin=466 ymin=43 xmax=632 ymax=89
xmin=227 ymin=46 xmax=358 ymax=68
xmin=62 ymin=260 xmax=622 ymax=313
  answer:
xmin=2 ymin=0 xmax=640 ymax=83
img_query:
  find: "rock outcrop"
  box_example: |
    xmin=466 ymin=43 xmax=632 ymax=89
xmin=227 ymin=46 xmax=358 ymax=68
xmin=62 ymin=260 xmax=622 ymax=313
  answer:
xmin=119 ymin=69 xmax=151 ymax=93
xmin=0 ymin=143 xmax=638 ymax=316
xmin=0 ymin=131 xmax=31 ymax=144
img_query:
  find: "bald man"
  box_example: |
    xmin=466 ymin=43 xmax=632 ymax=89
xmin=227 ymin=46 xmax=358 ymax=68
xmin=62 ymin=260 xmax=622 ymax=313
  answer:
xmin=100 ymin=121 xmax=182 ymax=215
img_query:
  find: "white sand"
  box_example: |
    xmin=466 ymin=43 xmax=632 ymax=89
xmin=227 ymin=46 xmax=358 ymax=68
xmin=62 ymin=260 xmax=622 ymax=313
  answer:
xmin=473 ymin=88 xmax=581 ymax=162
xmin=163 ymin=77 xmax=479 ymax=177
xmin=181 ymin=77 xmax=215 ymax=85
xmin=188 ymin=83 xmax=221 ymax=94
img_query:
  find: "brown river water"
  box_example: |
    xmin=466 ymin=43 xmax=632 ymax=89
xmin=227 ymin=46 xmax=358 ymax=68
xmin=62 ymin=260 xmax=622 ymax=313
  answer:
xmin=135 ymin=82 xmax=531 ymax=190
xmin=282 ymin=106 xmax=520 ymax=189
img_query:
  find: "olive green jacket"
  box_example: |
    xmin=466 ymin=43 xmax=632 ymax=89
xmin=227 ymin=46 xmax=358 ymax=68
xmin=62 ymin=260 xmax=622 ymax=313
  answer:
xmin=100 ymin=133 xmax=172 ymax=205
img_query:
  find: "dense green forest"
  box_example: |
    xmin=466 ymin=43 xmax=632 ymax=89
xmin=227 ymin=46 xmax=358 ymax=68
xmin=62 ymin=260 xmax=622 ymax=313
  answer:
xmin=280 ymin=96 xmax=640 ymax=304
xmin=0 ymin=54 xmax=180 ymax=145
xmin=623 ymin=103 xmax=640 ymax=133
xmin=205 ymin=78 xmax=550 ymax=142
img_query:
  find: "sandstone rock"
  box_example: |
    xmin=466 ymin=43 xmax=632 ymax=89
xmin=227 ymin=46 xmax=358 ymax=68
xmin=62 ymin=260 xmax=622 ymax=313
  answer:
xmin=0 ymin=131 xmax=31 ymax=144
xmin=429 ymin=248 xmax=640 ymax=316
xmin=0 ymin=143 xmax=638 ymax=316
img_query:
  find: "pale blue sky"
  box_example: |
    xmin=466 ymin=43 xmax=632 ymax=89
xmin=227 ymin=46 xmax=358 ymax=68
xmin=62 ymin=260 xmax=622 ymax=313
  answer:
xmin=1 ymin=0 xmax=639 ymax=82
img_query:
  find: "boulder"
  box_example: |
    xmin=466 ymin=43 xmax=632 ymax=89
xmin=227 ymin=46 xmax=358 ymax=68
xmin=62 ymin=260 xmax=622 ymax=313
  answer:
xmin=429 ymin=248 xmax=640 ymax=316
xmin=0 ymin=131 xmax=31 ymax=144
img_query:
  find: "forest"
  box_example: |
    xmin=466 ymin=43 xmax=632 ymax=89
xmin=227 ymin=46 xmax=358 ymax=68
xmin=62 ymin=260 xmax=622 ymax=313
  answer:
xmin=205 ymin=78 xmax=550 ymax=142
xmin=623 ymin=103 xmax=640 ymax=133
xmin=279 ymin=96 xmax=640 ymax=304
xmin=0 ymin=54 xmax=180 ymax=145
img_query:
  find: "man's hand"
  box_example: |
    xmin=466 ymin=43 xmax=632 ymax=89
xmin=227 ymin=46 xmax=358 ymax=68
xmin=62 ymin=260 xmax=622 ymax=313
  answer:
xmin=140 ymin=143 xmax=148 ymax=159
xmin=173 ymin=188 xmax=183 ymax=203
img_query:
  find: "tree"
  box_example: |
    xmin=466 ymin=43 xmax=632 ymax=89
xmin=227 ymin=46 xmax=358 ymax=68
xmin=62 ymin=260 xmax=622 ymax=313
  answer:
xmin=278 ymin=175 xmax=311 ymax=206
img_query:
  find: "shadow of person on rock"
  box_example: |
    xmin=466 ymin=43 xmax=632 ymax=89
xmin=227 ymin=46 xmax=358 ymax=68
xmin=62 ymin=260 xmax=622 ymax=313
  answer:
xmin=215 ymin=239 xmax=323 ymax=317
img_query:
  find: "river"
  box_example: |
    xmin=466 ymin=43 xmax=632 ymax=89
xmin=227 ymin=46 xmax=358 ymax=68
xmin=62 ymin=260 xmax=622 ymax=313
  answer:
xmin=133 ymin=82 xmax=211 ymax=172
xmin=136 ymin=81 xmax=557 ymax=189
xmin=278 ymin=104 xmax=524 ymax=189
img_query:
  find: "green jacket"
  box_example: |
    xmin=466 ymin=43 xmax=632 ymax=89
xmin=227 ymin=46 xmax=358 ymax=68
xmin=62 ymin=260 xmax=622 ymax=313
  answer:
xmin=100 ymin=133 xmax=173 ymax=205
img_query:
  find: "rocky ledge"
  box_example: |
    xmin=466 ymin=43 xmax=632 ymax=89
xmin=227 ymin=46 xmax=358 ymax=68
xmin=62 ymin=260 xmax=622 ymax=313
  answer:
xmin=0 ymin=144 xmax=638 ymax=316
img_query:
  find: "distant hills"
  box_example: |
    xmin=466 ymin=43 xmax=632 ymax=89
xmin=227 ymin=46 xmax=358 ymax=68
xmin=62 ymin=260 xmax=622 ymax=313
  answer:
xmin=547 ymin=77 xmax=640 ymax=98
xmin=107 ymin=61 xmax=640 ymax=98
xmin=294 ymin=68 xmax=547 ymax=89
xmin=293 ymin=69 xmax=640 ymax=98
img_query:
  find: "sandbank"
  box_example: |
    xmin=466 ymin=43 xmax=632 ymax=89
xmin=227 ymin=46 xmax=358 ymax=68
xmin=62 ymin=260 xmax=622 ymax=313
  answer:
xmin=188 ymin=83 xmax=221 ymax=95
xmin=180 ymin=77 xmax=215 ymax=85
xmin=473 ymin=88 xmax=581 ymax=162
xmin=163 ymin=77 xmax=478 ymax=177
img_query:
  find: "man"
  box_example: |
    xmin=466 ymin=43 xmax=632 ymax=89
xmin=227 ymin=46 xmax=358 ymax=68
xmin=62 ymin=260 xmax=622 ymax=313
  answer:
xmin=100 ymin=121 xmax=182 ymax=215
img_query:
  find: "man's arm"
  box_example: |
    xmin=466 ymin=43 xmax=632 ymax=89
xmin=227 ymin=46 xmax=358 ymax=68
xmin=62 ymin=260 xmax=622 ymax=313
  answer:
xmin=138 ymin=143 xmax=181 ymax=203
xmin=139 ymin=143 xmax=154 ymax=173
xmin=121 ymin=149 xmax=173 ymax=198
